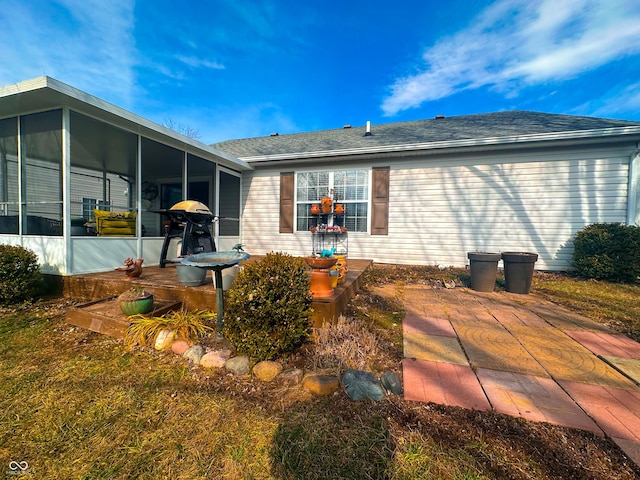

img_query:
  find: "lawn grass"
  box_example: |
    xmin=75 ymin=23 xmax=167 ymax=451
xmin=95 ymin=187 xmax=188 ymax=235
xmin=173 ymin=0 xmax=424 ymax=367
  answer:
xmin=532 ymin=273 xmax=640 ymax=342
xmin=1 ymin=268 xmax=640 ymax=479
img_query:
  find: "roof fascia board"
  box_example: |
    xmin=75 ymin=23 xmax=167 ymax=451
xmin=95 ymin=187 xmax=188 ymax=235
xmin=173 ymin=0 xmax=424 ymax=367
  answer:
xmin=241 ymin=126 xmax=640 ymax=164
xmin=1 ymin=76 xmax=252 ymax=172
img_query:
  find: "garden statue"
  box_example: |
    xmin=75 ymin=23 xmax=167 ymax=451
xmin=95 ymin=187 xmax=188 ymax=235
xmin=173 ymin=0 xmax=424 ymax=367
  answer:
xmin=115 ymin=257 xmax=144 ymax=280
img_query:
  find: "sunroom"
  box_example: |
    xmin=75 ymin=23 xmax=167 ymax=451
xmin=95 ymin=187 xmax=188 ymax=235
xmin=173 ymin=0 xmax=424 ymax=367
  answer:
xmin=0 ymin=77 xmax=251 ymax=275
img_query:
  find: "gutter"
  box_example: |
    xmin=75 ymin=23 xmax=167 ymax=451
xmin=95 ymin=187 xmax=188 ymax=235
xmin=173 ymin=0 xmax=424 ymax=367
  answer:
xmin=239 ymin=125 xmax=640 ymax=164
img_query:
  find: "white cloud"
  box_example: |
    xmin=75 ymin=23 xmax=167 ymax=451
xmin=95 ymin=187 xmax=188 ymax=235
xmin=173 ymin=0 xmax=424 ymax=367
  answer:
xmin=175 ymin=55 xmax=225 ymax=70
xmin=382 ymin=0 xmax=640 ymax=115
xmin=584 ymin=82 xmax=640 ymax=119
xmin=0 ymin=0 xmax=137 ymax=107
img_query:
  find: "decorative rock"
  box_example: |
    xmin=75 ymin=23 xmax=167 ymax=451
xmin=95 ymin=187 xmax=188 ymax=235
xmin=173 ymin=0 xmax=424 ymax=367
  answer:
xmin=253 ymin=361 xmax=283 ymax=382
xmin=200 ymin=349 xmax=232 ymax=369
xmin=342 ymin=369 xmax=385 ymax=401
xmin=279 ymin=368 xmax=304 ymax=386
xmin=225 ymin=356 xmax=250 ymax=375
xmin=183 ymin=345 xmax=205 ymax=364
xmin=302 ymin=374 xmax=340 ymax=396
xmin=380 ymin=371 xmax=404 ymax=395
xmin=171 ymin=340 xmax=191 ymax=355
xmin=154 ymin=329 xmax=176 ymax=350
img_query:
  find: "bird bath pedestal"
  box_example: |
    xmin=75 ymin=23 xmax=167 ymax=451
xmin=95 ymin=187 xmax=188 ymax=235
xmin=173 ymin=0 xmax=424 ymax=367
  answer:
xmin=304 ymin=257 xmax=338 ymax=298
xmin=182 ymin=251 xmax=250 ymax=337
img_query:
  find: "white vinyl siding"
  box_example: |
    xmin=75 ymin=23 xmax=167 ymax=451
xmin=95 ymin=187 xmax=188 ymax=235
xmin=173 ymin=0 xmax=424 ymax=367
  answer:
xmin=382 ymin=146 xmax=629 ymax=271
xmin=241 ymin=144 xmax=633 ymax=271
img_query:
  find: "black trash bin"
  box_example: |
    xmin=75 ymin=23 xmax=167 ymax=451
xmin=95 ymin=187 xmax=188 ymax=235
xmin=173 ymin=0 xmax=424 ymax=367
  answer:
xmin=467 ymin=252 xmax=501 ymax=292
xmin=502 ymin=252 xmax=538 ymax=294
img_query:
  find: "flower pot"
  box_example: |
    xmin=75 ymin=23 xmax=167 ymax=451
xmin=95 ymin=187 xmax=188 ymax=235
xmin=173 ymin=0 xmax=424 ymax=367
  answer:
xmin=120 ymin=295 xmax=154 ymax=316
xmin=467 ymin=252 xmax=501 ymax=292
xmin=502 ymin=252 xmax=538 ymax=294
xmin=176 ymin=263 xmax=207 ymax=287
xmin=213 ymin=265 xmax=239 ymax=291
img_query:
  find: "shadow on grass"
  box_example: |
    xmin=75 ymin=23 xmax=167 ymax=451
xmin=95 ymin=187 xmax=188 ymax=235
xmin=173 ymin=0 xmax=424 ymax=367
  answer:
xmin=270 ymin=401 xmax=393 ymax=479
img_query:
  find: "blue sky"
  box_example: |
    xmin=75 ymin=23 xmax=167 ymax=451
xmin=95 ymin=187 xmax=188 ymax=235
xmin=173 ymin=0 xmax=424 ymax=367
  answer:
xmin=1 ymin=0 xmax=640 ymax=144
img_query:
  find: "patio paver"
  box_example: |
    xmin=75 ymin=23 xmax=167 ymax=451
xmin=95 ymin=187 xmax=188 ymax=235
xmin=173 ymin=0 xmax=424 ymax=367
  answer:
xmin=391 ymin=285 xmax=640 ymax=466
xmin=402 ymin=358 xmax=491 ymax=411
xmin=565 ymin=330 xmax=640 ymax=359
xmin=403 ymin=332 xmax=468 ymax=365
xmin=477 ymin=368 xmax=603 ymax=435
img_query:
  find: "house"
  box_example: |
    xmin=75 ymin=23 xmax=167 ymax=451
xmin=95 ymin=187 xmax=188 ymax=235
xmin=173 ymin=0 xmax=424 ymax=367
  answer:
xmin=2 ymin=76 xmax=639 ymax=274
xmin=0 ymin=77 xmax=252 ymax=275
xmin=213 ymin=111 xmax=640 ymax=271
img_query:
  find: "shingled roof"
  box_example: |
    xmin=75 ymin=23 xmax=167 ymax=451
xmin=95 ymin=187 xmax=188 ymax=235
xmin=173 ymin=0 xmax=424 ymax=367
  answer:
xmin=213 ymin=110 xmax=640 ymax=159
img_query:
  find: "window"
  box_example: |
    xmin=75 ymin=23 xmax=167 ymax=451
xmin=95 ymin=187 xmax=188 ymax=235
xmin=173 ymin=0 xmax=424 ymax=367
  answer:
xmin=296 ymin=169 xmax=369 ymax=232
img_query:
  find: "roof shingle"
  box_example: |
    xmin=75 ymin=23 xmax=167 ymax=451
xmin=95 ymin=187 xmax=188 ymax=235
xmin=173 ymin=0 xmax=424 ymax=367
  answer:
xmin=212 ymin=110 xmax=640 ymax=158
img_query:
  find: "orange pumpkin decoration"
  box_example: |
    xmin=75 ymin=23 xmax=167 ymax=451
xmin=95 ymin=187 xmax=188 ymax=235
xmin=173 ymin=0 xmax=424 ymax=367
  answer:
xmin=311 ymin=204 xmax=320 ymax=214
xmin=321 ymin=196 xmax=333 ymax=213
xmin=334 ymin=204 xmax=344 ymax=213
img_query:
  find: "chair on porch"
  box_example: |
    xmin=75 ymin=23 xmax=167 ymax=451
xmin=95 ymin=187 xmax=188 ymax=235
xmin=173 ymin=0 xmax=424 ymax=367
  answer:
xmin=93 ymin=209 xmax=137 ymax=236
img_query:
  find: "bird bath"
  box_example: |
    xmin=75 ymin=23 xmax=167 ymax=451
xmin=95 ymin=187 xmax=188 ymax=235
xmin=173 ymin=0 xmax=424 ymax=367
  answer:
xmin=182 ymin=251 xmax=250 ymax=336
xmin=304 ymin=256 xmax=337 ymax=298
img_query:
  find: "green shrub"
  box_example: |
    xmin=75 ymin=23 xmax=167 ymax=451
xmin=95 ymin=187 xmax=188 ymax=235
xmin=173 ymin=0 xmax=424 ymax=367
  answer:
xmin=572 ymin=223 xmax=640 ymax=283
xmin=223 ymin=252 xmax=312 ymax=361
xmin=0 ymin=244 xmax=45 ymax=304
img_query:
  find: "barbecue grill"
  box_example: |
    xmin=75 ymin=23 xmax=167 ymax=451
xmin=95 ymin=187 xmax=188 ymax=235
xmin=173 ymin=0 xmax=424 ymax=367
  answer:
xmin=155 ymin=200 xmax=216 ymax=268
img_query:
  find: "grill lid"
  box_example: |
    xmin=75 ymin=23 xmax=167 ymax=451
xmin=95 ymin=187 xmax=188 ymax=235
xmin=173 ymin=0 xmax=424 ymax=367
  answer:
xmin=170 ymin=200 xmax=213 ymax=215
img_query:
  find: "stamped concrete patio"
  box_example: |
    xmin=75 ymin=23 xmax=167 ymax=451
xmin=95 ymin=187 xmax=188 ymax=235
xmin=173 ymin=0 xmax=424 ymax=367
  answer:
xmin=373 ymin=284 xmax=640 ymax=466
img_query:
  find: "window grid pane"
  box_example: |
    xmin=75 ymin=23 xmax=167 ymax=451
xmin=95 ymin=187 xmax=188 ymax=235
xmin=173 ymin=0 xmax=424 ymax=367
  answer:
xmin=295 ymin=169 xmax=368 ymax=233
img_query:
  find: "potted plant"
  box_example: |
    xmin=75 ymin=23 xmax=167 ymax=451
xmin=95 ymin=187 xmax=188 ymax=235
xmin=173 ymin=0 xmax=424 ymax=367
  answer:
xmin=118 ymin=286 xmax=154 ymax=316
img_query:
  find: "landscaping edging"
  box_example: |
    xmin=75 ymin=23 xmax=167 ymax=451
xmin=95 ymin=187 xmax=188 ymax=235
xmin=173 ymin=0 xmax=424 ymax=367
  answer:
xmin=153 ymin=329 xmax=403 ymax=400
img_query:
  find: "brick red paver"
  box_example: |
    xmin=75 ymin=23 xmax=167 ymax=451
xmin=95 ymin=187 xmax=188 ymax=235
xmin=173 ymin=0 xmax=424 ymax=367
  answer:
xmin=565 ymin=331 xmax=640 ymax=359
xmin=402 ymin=359 xmax=491 ymax=411
xmin=558 ymin=381 xmax=640 ymax=442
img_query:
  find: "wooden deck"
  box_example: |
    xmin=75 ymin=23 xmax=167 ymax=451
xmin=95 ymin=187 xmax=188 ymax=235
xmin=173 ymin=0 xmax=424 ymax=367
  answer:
xmin=64 ymin=258 xmax=373 ymax=336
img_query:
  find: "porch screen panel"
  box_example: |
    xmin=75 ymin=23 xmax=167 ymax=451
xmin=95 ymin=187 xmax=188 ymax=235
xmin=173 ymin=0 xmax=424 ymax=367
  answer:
xmin=219 ymin=170 xmax=240 ymax=236
xmin=69 ymin=111 xmax=138 ymax=229
xmin=20 ymin=110 xmax=63 ymax=236
xmin=0 ymin=117 xmax=19 ymax=233
xmin=141 ymin=137 xmax=184 ymax=236
xmin=187 ymin=153 xmax=215 ymax=210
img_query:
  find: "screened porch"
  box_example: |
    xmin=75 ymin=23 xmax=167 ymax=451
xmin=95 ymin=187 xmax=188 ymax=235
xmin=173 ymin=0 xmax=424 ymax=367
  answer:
xmin=0 ymin=77 xmax=251 ymax=275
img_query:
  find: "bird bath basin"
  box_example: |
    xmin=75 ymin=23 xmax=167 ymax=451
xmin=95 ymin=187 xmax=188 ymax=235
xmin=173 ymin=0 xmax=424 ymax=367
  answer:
xmin=304 ymin=256 xmax=337 ymax=298
xmin=304 ymin=256 xmax=337 ymax=270
xmin=182 ymin=251 xmax=250 ymax=335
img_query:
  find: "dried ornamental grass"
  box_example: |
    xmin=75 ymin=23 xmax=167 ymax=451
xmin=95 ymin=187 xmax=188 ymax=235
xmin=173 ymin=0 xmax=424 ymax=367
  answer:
xmin=310 ymin=315 xmax=381 ymax=373
xmin=125 ymin=309 xmax=215 ymax=347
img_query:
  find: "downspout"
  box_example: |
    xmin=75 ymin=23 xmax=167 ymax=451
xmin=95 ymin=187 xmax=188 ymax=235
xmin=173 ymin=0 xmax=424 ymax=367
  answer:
xmin=627 ymin=146 xmax=640 ymax=226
